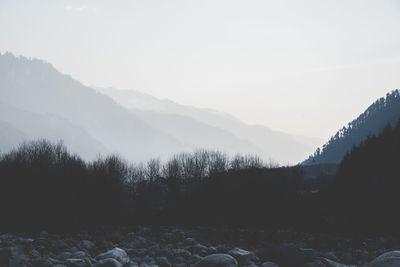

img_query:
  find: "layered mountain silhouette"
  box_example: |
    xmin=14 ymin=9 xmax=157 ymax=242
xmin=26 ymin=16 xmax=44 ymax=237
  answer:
xmin=304 ymin=89 xmax=400 ymax=165
xmin=97 ymin=87 xmax=322 ymax=163
xmin=0 ymin=52 xmax=184 ymax=161
xmin=0 ymin=120 xmax=26 ymax=152
xmin=0 ymin=101 xmax=107 ymax=159
xmin=0 ymin=52 xmax=321 ymax=163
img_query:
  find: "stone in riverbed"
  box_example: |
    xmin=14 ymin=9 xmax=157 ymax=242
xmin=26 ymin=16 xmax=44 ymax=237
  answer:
xmin=208 ymin=247 xmax=218 ymax=254
xmin=70 ymin=251 xmax=87 ymax=259
xmin=228 ymin=248 xmax=255 ymax=265
xmin=365 ymin=251 xmax=400 ymax=267
xmin=194 ymin=253 xmax=238 ymax=267
xmin=96 ymin=248 xmax=130 ymax=264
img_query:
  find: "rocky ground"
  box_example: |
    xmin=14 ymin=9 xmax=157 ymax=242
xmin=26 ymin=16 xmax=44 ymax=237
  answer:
xmin=0 ymin=226 xmax=399 ymax=267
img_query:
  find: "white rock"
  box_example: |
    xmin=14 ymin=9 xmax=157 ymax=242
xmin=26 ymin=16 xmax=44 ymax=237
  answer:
xmin=228 ymin=248 xmax=255 ymax=265
xmin=96 ymin=247 xmax=130 ymax=264
xmin=366 ymin=251 xmax=400 ymax=267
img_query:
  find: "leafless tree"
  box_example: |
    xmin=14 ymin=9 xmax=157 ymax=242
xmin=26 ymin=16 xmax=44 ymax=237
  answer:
xmin=146 ymin=158 xmax=161 ymax=182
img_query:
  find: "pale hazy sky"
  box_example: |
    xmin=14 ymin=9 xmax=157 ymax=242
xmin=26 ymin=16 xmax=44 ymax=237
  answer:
xmin=1 ymin=0 xmax=400 ymax=139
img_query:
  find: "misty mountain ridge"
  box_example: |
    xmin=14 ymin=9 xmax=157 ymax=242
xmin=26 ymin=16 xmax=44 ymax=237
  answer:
xmin=0 ymin=52 xmax=323 ymax=163
xmin=0 ymin=52 xmax=187 ymax=161
xmin=95 ymin=86 xmax=239 ymax=122
xmin=96 ymin=87 xmax=323 ymax=163
xmin=0 ymin=101 xmax=108 ymax=159
xmin=0 ymin=52 xmax=257 ymax=160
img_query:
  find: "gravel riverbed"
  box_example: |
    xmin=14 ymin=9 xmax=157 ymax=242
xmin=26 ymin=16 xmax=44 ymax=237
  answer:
xmin=1 ymin=226 xmax=399 ymax=267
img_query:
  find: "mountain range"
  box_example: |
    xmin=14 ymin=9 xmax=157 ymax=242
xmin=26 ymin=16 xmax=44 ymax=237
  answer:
xmin=0 ymin=52 xmax=322 ymax=163
xmin=96 ymin=87 xmax=323 ymax=163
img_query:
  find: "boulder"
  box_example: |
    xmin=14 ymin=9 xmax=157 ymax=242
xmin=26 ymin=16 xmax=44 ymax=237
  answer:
xmin=228 ymin=248 xmax=255 ymax=265
xmin=208 ymin=247 xmax=218 ymax=254
xmin=96 ymin=248 xmax=130 ymax=264
xmin=70 ymin=251 xmax=87 ymax=259
xmin=194 ymin=253 xmax=238 ymax=267
xmin=48 ymin=257 xmax=65 ymax=265
xmin=318 ymin=252 xmax=339 ymax=263
xmin=365 ymin=251 xmax=400 ymax=267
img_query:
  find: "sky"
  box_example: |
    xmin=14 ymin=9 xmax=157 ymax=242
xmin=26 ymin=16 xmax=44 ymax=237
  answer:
xmin=0 ymin=0 xmax=400 ymax=139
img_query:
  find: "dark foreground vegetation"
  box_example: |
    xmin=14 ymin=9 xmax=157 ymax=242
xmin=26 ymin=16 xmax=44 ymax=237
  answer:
xmin=0 ymin=120 xmax=399 ymax=235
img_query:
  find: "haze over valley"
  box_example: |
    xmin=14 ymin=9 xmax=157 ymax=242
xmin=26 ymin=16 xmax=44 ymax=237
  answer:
xmin=0 ymin=52 xmax=323 ymax=164
xmin=1 ymin=1 xmax=400 ymax=267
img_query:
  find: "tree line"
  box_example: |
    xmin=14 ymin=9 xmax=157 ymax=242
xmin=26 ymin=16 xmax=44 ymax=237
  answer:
xmin=0 ymin=140 xmax=287 ymax=231
xmin=1 ymin=115 xmax=399 ymax=233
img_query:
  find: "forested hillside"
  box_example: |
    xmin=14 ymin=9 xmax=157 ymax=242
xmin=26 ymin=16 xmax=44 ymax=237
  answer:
xmin=333 ymin=119 xmax=400 ymax=229
xmin=304 ymin=90 xmax=400 ymax=164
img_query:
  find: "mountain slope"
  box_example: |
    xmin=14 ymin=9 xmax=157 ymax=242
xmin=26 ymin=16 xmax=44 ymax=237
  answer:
xmin=0 ymin=101 xmax=108 ymax=159
xmin=130 ymin=109 xmax=262 ymax=155
xmin=97 ymin=87 xmax=323 ymax=164
xmin=0 ymin=120 xmax=27 ymax=153
xmin=0 ymin=52 xmax=187 ymax=161
xmin=304 ymin=89 xmax=400 ymax=165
